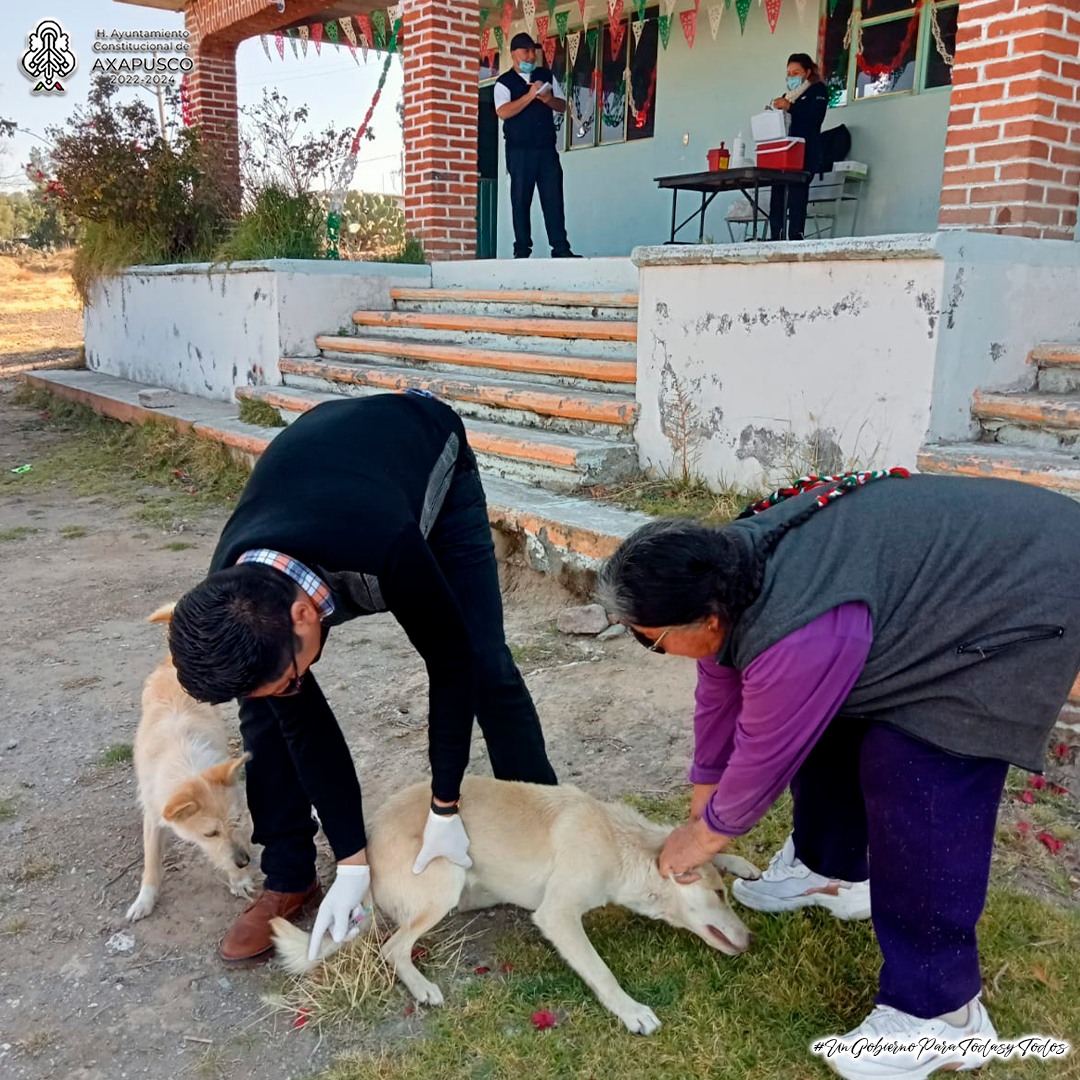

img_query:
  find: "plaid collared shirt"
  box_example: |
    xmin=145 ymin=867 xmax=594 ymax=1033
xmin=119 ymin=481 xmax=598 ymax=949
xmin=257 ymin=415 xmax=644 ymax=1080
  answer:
xmin=236 ymin=549 xmax=336 ymax=620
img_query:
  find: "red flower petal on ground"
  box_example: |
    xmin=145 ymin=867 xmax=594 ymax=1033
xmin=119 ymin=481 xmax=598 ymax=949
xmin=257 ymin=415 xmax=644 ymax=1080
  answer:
xmin=499 ymin=962 xmax=514 ymax=974
xmin=1049 ymin=783 xmax=1071 ymax=796
xmin=532 ymin=1010 xmax=558 ymax=1030
xmin=1017 ymin=820 xmax=1031 ymax=834
xmin=474 ymin=966 xmax=490 ymax=975
xmin=1036 ymin=831 xmax=1065 ymax=854
xmin=1030 ymin=776 xmax=1046 ymax=790
xmin=1054 ymin=743 xmax=1071 ymax=760
xmin=1021 ymin=790 xmax=1035 ymax=804
xmin=411 ymin=946 xmax=428 ymax=960
xmin=294 ymin=1008 xmax=310 ymax=1028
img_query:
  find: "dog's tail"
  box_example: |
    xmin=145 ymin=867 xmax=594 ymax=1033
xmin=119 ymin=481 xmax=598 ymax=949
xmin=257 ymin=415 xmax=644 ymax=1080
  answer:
xmin=270 ymin=917 xmax=344 ymax=976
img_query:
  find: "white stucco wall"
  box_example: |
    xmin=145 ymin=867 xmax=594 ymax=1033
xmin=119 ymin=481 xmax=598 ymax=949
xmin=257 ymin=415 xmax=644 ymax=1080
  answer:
xmin=632 ymin=232 xmax=1080 ymax=490
xmin=494 ymin=11 xmax=952 ymax=258
xmin=632 ymin=236 xmax=944 ymax=489
xmin=84 ymin=259 xmax=431 ymax=402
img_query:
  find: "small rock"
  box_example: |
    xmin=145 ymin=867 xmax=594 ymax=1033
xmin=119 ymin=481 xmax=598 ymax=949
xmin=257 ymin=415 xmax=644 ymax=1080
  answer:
xmin=597 ymin=623 xmax=626 ymax=641
xmin=217 ymin=977 xmax=232 ymax=991
xmin=105 ymin=931 xmax=135 ymax=955
xmin=556 ymin=604 xmax=610 ymax=636
xmin=136 ymin=388 xmax=176 ymax=409
xmin=5 ymin=740 xmax=16 ymax=750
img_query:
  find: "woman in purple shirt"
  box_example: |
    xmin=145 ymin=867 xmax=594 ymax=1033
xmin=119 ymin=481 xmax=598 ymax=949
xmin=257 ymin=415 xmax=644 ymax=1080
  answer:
xmin=598 ymin=470 xmax=1080 ymax=1080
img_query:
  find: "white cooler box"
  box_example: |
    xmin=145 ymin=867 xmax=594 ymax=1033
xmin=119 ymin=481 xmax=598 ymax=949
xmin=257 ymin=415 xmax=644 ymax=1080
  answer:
xmin=751 ymin=109 xmax=790 ymax=142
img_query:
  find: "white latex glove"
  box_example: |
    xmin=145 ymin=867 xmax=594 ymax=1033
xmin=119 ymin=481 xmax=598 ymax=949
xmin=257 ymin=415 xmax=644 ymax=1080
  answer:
xmin=308 ymin=863 xmax=371 ymax=962
xmin=412 ymin=809 xmax=473 ymax=875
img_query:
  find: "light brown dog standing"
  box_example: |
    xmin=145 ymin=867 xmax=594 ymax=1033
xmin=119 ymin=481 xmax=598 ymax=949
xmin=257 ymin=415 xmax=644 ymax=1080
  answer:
xmin=126 ymin=605 xmax=255 ymax=921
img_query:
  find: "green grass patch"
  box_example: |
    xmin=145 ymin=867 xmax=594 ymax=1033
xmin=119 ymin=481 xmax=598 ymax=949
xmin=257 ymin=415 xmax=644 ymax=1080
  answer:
xmin=237 ymin=397 xmax=287 ymax=428
xmin=373 ymin=236 xmax=426 ymax=265
xmin=161 ymin=540 xmax=196 ymax=552
xmin=0 ymin=796 xmax=17 ymax=822
xmin=15 ymin=857 xmax=57 ymax=884
xmin=5 ymin=386 xmax=250 ymax=529
xmin=215 ymin=187 xmax=324 ymax=263
xmin=0 ymin=915 xmax=28 ymax=935
xmin=307 ymin=791 xmax=1080 ymax=1080
xmin=0 ymin=525 xmax=41 ymax=543
xmin=99 ymin=743 xmax=133 ymax=766
xmin=58 ymin=524 xmax=88 ymax=539
xmin=593 ymin=476 xmax=765 ymax=526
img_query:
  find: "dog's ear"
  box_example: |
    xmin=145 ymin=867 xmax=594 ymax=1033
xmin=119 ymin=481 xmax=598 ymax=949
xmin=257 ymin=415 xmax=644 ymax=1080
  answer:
xmin=712 ymin=853 xmax=762 ymax=880
xmin=147 ymin=603 xmax=176 ymax=624
xmin=162 ymin=794 xmax=199 ymax=821
xmin=204 ymin=753 xmax=251 ymax=787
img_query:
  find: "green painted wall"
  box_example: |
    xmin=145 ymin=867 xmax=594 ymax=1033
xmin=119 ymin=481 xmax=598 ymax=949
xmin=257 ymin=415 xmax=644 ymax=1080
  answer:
xmin=494 ymin=9 xmax=951 ymax=257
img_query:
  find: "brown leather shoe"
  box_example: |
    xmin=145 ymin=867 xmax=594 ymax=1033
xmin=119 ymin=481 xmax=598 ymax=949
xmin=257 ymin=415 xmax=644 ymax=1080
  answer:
xmin=220 ymin=881 xmax=321 ymax=962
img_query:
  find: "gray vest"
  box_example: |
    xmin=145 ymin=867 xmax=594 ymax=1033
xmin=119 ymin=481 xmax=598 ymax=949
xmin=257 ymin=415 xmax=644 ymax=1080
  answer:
xmin=720 ymin=474 xmax=1080 ymax=771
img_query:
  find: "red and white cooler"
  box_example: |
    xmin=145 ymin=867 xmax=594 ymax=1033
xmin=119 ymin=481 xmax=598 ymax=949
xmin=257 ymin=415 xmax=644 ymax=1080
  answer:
xmin=756 ymin=137 xmax=806 ymax=171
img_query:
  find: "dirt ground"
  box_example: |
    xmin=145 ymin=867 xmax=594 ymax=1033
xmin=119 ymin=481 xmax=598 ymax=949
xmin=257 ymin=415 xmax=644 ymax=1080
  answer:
xmin=0 ymin=384 xmax=699 ymax=1080
xmin=0 ymin=253 xmax=83 ymax=373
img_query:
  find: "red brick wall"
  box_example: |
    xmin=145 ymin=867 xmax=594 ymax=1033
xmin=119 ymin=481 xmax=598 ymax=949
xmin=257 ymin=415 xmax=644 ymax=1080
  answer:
xmin=940 ymin=1 xmax=1080 ymax=240
xmin=403 ymin=2 xmax=480 ymax=260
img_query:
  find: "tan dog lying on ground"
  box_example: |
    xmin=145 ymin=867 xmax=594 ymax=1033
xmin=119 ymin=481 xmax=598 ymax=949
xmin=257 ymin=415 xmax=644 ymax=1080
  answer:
xmin=125 ymin=604 xmax=255 ymax=921
xmin=272 ymin=775 xmax=758 ymax=1034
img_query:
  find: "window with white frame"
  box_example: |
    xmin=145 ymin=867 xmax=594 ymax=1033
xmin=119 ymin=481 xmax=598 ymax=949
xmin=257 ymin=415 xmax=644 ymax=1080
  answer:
xmin=822 ymin=0 xmax=958 ymax=106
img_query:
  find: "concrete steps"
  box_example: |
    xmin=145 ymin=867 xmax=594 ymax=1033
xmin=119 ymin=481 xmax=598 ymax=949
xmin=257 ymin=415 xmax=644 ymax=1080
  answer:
xmin=23 ymin=368 xmax=650 ymax=577
xmin=919 ymin=341 xmax=1080 ymax=732
xmin=236 ymin=384 xmax=640 ymax=492
xmin=389 ymin=287 xmax=639 ymax=321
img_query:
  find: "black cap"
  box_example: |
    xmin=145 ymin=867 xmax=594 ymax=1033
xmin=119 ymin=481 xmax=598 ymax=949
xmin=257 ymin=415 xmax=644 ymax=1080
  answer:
xmin=510 ymin=32 xmax=539 ymax=51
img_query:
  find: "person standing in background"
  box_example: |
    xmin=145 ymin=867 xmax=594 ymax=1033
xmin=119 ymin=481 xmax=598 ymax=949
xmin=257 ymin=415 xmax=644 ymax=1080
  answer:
xmin=494 ymin=33 xmax=579 ymax=259
xmin=769 ymin=52 xmax=829 ymax=241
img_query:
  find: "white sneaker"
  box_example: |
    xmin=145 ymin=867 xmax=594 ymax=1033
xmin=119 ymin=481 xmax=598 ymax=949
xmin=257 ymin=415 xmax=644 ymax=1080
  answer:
xmin=810 ymin=997 xmax=998 ymax=1079
xmin=731 ymin=835 xmax=871 ymax=920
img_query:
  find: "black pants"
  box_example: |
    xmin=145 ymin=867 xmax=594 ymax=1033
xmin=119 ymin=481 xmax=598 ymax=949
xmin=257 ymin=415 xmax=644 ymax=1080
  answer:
xmin=769 ymin=177 xmax=810 ymax=241
xmin=506 ymin=144 xmax=571 ymax=258
xmin=792 ymin=718 xmax=1008 ymax=1019
xmin=241 ymin=451 xmax=558 ymax=893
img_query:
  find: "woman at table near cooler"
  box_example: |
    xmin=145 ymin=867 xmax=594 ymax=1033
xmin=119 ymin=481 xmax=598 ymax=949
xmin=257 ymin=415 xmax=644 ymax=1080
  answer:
xmin=769 ymin=53 xmax=829 ymax=241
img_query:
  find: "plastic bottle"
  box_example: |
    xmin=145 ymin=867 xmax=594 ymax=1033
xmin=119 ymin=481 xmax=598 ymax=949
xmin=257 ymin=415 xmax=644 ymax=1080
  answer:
xmin=732 ymin=132 xmax=746 ymax=168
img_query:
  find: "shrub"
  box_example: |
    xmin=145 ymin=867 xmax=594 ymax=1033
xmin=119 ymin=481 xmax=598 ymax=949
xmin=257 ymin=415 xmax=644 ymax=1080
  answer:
xmin=214 ymin=187 xmax=325 ymax=263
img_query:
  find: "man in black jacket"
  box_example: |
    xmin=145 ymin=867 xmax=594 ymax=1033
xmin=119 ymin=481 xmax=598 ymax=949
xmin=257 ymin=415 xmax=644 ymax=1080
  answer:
xmin=169 ymin=392 xmax=557 ymax=963
xmin=494 ymin=32 xmax=578 ymax=259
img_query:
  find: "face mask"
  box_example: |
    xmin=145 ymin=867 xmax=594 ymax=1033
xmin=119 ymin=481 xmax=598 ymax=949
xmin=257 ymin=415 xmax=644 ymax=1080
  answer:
xmin=786 ymin=75 xmax=804 ymax=91
xmin=519 ymin=60 xmax=536 ymax=73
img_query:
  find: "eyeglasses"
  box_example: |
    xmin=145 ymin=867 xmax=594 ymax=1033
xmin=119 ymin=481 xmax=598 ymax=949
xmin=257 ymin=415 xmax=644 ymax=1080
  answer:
xmin=276 ymin=638 xmax=305 ymax=697
xmin=630 ymin=626 xmax=673 ymax=654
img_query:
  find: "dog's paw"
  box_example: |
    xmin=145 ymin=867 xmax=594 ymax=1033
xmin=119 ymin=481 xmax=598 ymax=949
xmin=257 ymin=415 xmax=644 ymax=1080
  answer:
xmin=126 ymin=886 xmax=157 ymax=921
xmin=713 ymin=853 xmax=762 ymax=881
xmin=410 ymin=978 xmax=445 ymax=1007
xmin=228 ymin=873 xmax=256 ymax=900
xmin=617 ymin=1001 xmax=661 ymax=1036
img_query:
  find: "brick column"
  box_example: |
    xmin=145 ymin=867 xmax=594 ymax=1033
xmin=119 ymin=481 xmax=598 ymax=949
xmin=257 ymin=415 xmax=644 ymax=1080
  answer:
xmin=403 ymin=1 xmax=481 ymax=260
xmin=939 ymin=1 xmax=1080 ymax=240
xmin=186 ymin=37 xmax=240 ymax=208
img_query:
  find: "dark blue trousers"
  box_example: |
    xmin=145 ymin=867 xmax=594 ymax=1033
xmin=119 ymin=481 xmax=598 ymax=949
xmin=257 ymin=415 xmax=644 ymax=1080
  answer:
xmin=791 ymin=719 xmax=1008 ymax=1019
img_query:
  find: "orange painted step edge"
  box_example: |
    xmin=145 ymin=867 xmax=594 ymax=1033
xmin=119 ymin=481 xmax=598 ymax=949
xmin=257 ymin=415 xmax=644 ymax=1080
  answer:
xmin=316 ymin=334 xmax=635 ymax=384
xmin=23 ymin=373 xmax=196 ymax=433
xmin=351 ymin=310 xmax=637 ymax=343
xmin=279 ymin=359 xmax=637 ymax=427
xmin=487 ymin=503 xmax=623 ymax=561
xmin=915 ymin=450 xmax=1080 ymax=493
xmin=972 ymin=391 xmax=1080 ymax=427
xmin=390 ymin=287 xmax=639 ymax=308
xmin=1028 ymin=345 xmax=1080 ymax=366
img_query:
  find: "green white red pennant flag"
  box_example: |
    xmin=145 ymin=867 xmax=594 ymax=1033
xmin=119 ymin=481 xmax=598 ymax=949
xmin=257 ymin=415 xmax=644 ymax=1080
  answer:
xmin=537 ymin=14 xmax=549 ymax=40
xmin=556 ymin=10 xmax=569 ymax=39
xmin=547 ymin=0 xmax=557 ymax=17
xmin=709 ymin=3 xmax=723 ymax=37
xmin=259 ymin=34 xmax=271 ymax=60
xmin=765 ymin=0 xmax=781 ymax=32
xmin=372 ymin=10 xmax=387 ymax=48
xmin=523 ymin=0 xmax=536 ymax=35
xmin=493 ymin=25 xmax=505 ymax=50
xmin=297 ymin=24 xmax=309 ymax=56
xmin=324 ymin=20 xmax=339 ymax=46
xmin=311 ymin=22 xmax=322 ymax=54
xmin=285 ymin=27 xmax=299 ymax=58
xmin=543 ymin=35 xmax=556 ymax=64
xmin=631 ymin=15 xmax=645 ymax=44
xmin=736 ymin=0 xmax=751 ymax=33
xmin=502 ymin=1 xmax=513 ymax=35
xmin=274 ymin=30 xmax=284 ymax=58
xmin=578 ymin=0 xmax=587 ymax=22
xmin=658 ymin=13 xmax=671 ymax=46
xmin=567 ymin=28 xmax=581 ymax=65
